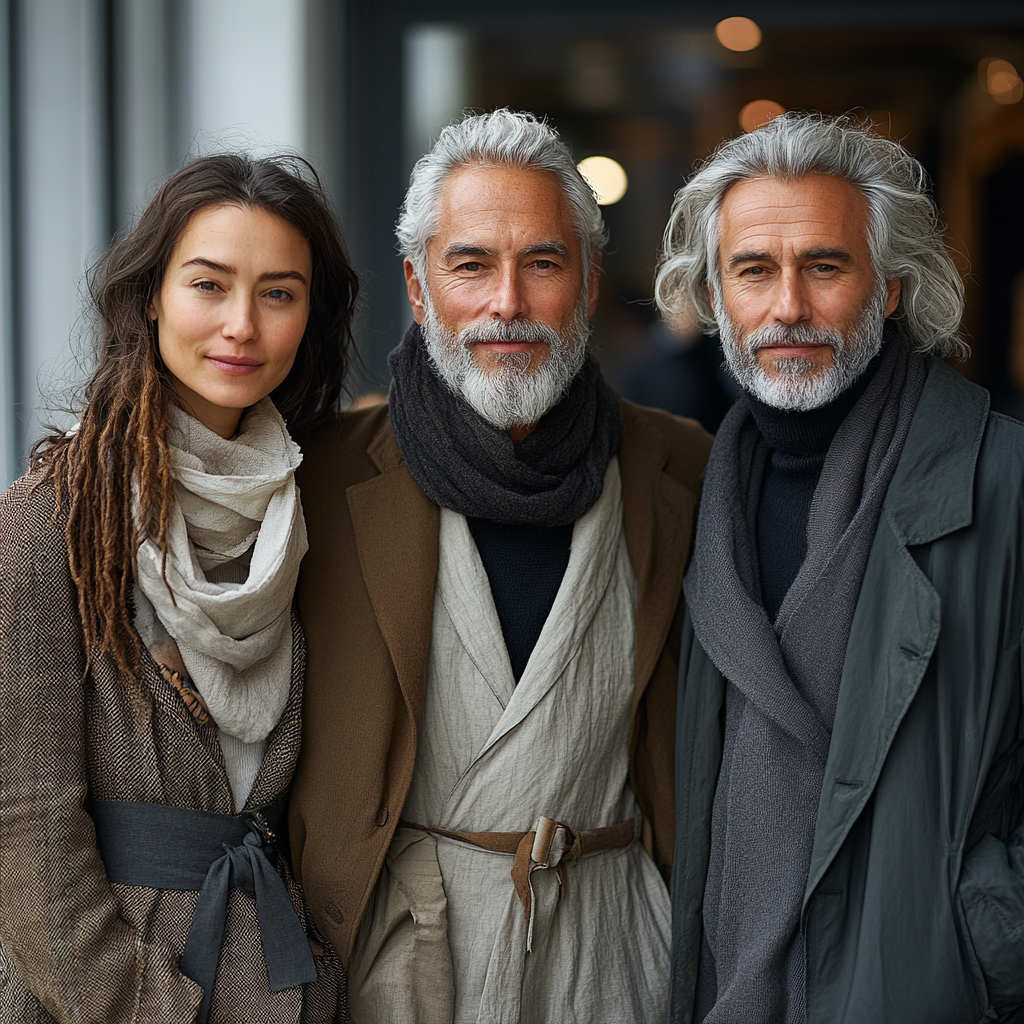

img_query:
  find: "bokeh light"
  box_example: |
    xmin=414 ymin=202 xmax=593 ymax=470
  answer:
xmin=739 ymin=99 xmax=785 ymax=133
xmin=577 ymin=155 xmax=629 ymax=205
xmin=979 ymin=58 xmax=1024 ymax=105
xmin=715 ymin=17 xmax=763 ymax=52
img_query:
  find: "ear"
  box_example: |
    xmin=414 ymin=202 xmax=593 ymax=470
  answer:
xmin=147 ymin=297 xmax=159 ymax=321
xmin=586 ymin=251 xmax=603 ymax=319
xmin=404 ymin=259 xmax=427 ymax=324
xmin=884 ymin=277 xmax=901 ymax=318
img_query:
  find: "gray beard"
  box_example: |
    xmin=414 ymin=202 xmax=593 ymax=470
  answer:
xmin=715 ymin=283 xmax=887 ymax=412
xmin=420 ymin=293 xmax=590 ymax=430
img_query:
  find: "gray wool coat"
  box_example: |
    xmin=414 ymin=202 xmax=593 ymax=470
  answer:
xmin=0 ymin=473 xmax=345 ymax=1024
xmin=670 ymin=358 xmax=1024 ymax=1024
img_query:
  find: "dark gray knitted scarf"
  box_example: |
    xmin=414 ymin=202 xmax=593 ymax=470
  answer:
xmin=684 ymin=335 xmax=927 ymax=1023
xmin=388 ymin=322 xmax=623 ymax=527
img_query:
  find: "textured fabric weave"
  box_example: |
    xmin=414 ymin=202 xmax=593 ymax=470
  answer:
xmin=0 ymin=474 xmax=345 ymax=1024
xmin=135 ymin=398 xmax=308 ymax=744
xmin=684 ymin=336 xmax=927 ymax=1023
xmin=388 ymin=321 xmax=623 ymax=527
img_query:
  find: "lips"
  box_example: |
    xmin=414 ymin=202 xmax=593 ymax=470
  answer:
xmin=206 ymin=355 xmax=263 ymax=376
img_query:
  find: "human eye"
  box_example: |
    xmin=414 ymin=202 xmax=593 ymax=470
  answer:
xmin=533 ymin=259 xmax=558 ymax=270
xmin=193 ymin=279 xmax=220 ymax=294
xmin=265 ymin=287 xmax=292 ymax=302
xmin=456 ymin=261 xmax=483 ymax=272
xmin=740 ymin=265 xmax=765 ymax=277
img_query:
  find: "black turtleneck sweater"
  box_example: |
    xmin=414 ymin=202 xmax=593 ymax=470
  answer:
xmin=466 ymin=518 xmax=573 ymax=682
xmin=750 ymin=363 xmax=877 ymax=621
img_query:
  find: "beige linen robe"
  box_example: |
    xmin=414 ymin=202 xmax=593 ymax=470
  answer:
xmin=350 ymin=461 xmax=671 ymax=1024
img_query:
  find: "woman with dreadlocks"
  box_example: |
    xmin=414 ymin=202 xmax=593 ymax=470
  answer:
xmin=0 ymin=154 xmax=358 ymax=1023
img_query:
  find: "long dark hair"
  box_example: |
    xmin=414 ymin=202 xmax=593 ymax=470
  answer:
xmin=34 ymin=153 xmax=359 ymax=674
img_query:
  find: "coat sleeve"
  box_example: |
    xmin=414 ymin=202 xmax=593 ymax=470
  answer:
xmin=0 ymin=477 xmax=203 ymax=1024
xmin=957 ymin=635 xmax=1024 ymax=1015
xmin=958 ymin=825 xmax=1024 ymax=1013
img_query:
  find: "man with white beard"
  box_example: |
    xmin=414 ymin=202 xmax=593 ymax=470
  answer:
xmin=660 ymin=113 xmax=1024 ymax=1024
xmin=288 ymin=109 xmax=712 ymax=1023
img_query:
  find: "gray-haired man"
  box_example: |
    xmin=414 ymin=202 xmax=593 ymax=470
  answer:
xmin=289 ymin=109 xmax=712 ymax=1023
xmin=662 ymin=113 xmax=1024 ymax=1023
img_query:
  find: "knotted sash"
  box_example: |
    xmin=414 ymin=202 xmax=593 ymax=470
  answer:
xmin=91 ymin=799 xmax=316 ymax=1024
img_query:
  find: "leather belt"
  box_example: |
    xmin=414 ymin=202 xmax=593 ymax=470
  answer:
xmin=401 ymin=815 xmax=637 ymax=951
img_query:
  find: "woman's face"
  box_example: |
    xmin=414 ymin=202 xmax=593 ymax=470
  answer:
xmin=148 ymin=203 xmax=313 ymax=438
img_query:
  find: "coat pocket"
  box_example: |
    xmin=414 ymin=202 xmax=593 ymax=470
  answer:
xmin=958 ymin=827 xmax=1024 ymax=1016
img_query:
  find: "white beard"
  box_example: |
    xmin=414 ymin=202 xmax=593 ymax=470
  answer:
xmin=715 ymin=283 xmax=887 ymax=412
xmin=420 ymin=292 xmax=590 ymax=430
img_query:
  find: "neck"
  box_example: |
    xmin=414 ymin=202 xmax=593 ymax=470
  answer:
xmin=507 ymin=423 xmax=537 ymax=441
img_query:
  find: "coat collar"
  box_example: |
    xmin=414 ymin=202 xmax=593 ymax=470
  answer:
xmin=882 ymin=356 xmax=990 ymax=545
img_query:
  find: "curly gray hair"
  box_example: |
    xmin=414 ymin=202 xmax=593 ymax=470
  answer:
xmin=654 ymin=113 xmax=967 ymax=357
xmin=396 ymin=108 xmax=607 ymax=281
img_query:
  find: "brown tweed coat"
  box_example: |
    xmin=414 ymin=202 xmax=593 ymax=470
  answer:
xmin=0 ymin=473 xmax=345 ymax=1024
xmin=288 ymin=399 xmax=714 ymax=966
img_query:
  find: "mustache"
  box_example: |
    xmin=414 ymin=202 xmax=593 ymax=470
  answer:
xmin=747 ymin=323 xmax=845 ymax=352
xmin=457 ymin=318 xmax=562 ymax=348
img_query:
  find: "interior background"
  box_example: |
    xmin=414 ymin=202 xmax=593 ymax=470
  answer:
xmin=1 ymin=0 xmax=1022 ymax=484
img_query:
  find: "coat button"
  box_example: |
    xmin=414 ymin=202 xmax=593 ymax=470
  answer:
xmin=376 ymin=805 xmax=389 ymax=827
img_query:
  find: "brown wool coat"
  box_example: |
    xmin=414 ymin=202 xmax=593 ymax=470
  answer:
xmin=0 ymin=474 xmax=345 ymax=1024
xmin=289 ymin=399 xmax=713 ymax=966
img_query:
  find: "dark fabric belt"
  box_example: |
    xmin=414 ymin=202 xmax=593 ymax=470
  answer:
xmin=90 ymin=798 xmax=316 ymax=1024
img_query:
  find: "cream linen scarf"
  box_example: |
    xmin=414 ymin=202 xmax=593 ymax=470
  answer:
xmin=134 ymin=398 xmax=307 ymax=744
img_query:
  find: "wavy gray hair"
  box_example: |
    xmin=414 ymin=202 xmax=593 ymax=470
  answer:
xmin=396 ymin=108 xmax=607 ymax=281
xmin=654 ymin=113 xmax=967 ymax=357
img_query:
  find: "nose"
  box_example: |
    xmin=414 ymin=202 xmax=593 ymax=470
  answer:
xmin=488 ymin=264 xmax=527 ymax=323
xmin=770 ymin=267 xmax=813 ymax=326
xmin=221 ymin=294 xmax=257 ymax=343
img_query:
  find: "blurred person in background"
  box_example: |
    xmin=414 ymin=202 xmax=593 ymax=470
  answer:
xmin=0 ymin=154 xmax=357 ymax=1024
xmin=288 ymin=108 xmax=712 ymax=1024
xmin=615 ymin=295 xmax=737 ymax=432
xmin=659 ymin=112 xmax=1024 ymax=1024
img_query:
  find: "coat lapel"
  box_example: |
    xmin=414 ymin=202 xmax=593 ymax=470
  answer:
xmin=804 ymin=358 xmax=990 ymax=903
xmin=804 ymin=516 xmax=940 ymax=903
xmin=620 ymin=403 xmax=699 ymax=713
xmin=347 ymin=421 xmax=439 ymax=726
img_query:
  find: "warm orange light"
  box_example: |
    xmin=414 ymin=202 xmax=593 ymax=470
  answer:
xmin=739 ymin=99 xmax=785 ymax=133
xmin=715 ymin=17 xmax=762 ymax=52
xmin=979 ymin=58 xmax=1024 ymax=105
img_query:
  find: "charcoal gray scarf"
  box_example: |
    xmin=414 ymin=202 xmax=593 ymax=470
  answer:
xmin=684 ymin=335 xmax=927 ymax=1023
xmin=388 ymin=322 xmax=622 ymax=527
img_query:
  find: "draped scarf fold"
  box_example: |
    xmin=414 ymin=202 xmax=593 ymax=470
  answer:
xmin=134 ymin=398 xmax=307 ymax=744
xmin=684 ymin=334 xmax=928 ymax=1023
xmin=388 ymin=322 xmax=623 ymax=527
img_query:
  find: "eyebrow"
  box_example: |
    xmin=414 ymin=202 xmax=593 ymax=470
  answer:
xmin=440 ymin=241 xmax=572 ymax=262
xmin=726 ymin=247 xmax=854 ymax=269
xmin=180 ymin=257 xmax=307 ymax=284
xmin=726 ymin=250 xmax=773 ymax=268
xmin=802 ymin=247 xmax=852 ymax=262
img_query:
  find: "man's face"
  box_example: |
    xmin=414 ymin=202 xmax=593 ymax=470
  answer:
xmin=714 ymin=173 xmax=901 ymax=410
xmin=404 ymin=163 xmax=600 ymax=435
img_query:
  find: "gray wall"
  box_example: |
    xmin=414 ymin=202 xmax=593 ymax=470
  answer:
xmin=0 ymin=0 xmax=325 ymax=487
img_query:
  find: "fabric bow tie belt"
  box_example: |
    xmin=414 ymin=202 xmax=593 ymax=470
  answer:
xmin=90 ymin=798 xmax=316 ymax=1024
xmin=403 ymin=814 xmax=637 ymax=951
